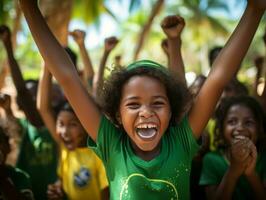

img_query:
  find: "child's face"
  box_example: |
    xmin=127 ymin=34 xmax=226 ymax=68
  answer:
xmin=223 ymin=104 xmax=258 ymax=144
xmin=119 ymin=75 xmax=171 ymax=152
xmin=56 ymin=111 xmax=87 ymax=150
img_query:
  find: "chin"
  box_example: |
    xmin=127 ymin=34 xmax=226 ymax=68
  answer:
xmin=137 ymin=142 xmax=159 ymax=152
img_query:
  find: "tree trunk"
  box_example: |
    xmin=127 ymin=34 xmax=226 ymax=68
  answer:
xmin=39 ymin=0 xmax=73 ymax=46
xmin=133 ymin=0 xmax=164 ymax=61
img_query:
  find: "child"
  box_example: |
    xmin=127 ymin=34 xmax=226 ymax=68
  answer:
xmin=200 ymin=96 xmax=266 ymax=199
xmin=161 ymin=15 xmax=186 ymax=86
xmin=0 ymin=125 xmax=34 ymax=200
xmin=19 ymin=0 xmax=266 ymax=199
xmin=69 ymin=29 xmax=95 ymax=90
xmin=0 ymin=24 xmax=58 ymax=200
xmin=92 ymin=36 xmax=119 ymax=98
xmin=37 ymin=67 xmax=109 ymax=200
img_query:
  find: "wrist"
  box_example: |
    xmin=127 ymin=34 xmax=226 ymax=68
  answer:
xmin=167 ymin=37 xmax=181 ymax=44
xmin=228 ymin=165 xmax=243 ymax=179
xmin=77 ymin=42 xmax=85 ymax=48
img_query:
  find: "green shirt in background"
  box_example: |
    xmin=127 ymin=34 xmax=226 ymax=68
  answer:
xmin=0 ymin=165 xmax=34 ymax=199
xmin=16 ymin=118 xmax=58 ymax=200
xmin=88 ymin=115 xmax=199 ymax=200
xmin=200 ymin=150 xmax=266 ymax=200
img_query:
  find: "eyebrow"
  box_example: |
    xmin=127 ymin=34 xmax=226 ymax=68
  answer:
xmin=123 ymin=95 xmax=168 ymax=101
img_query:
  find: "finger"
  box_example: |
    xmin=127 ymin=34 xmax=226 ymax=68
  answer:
xmin=175 ymin=15 xmax=185 ymax=25
xmin=161 ymin=15 xmax=179 ymax=29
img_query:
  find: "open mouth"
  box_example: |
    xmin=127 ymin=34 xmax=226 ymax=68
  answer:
xmin=136 ymin=124 xmax=158 ymax=140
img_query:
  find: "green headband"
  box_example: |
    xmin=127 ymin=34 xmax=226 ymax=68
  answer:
xmin=126 ymin=60 xmax=168 ymax=74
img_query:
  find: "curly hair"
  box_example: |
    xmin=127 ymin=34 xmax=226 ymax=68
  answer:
xmin=214 ymin=95 xmax=266 ymax=152
xmin=98 ymin=65 xmax=191 ymax=128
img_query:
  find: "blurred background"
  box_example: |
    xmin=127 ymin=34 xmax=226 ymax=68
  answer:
xmin=0 ymin=0 xmax=265 ymax=86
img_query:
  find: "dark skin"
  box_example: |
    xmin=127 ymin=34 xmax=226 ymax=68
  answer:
xmin=161 ymin=15 xmax=186 ymax=86
xmin=93 ymin=36 xmax=119 ymax=98
xmin=69 ymin=29 xmax=94 ymax=91
xmin=0 ymin=25 xmax=43 ymax=128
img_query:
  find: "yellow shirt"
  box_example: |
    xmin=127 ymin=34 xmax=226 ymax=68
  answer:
xmin=58 ymin=146 xmax=108 ymax=200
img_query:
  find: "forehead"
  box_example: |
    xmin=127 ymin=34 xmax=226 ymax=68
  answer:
xmin=121 ymin=75 xmax=167 ymax=99
xmin=226 ymin=104 xmax=254 ymax=118
xmin=57 ymin=110 xmax=78 ymax=121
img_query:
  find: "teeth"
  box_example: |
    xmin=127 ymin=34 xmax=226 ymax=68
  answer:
xmin=137 ymin=124 xmax=157 ymax=129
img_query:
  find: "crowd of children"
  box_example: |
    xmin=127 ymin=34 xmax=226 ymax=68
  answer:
xmin=0 ymin=0 xmax=265 ymax=199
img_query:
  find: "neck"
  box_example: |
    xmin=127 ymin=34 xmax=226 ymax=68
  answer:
xmin=131 ymin=141 xmax=161 ymax=161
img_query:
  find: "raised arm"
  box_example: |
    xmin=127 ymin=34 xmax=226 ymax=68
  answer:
xmin=189 ymin=0 xmax=266 ymax=138
xmin=36 ymin=66 xmax=60 ymax=144
xmin=161 ymin=39 xmax=170 ymax=66
xmin=161 ymin=15 xmax=186 ymax=86
xmin=93 ymin=36 xmax=119 ymax=98
xmin=19 ymin=0 xmax=101 ymax=141
xmin=253 ymin=56 xmax=264 ymax=96
xmin=69 ymin=29 xmax=94 ymax=90
xmin=0 ymin=25 xmax=43 ymax=127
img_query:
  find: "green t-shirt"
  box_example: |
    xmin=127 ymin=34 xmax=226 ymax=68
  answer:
xmin=88 ymin=115 xmax=199 ymax=200
xmin=0 ymin=165 xmax=34 ymax=199
xmin=200 ymin=151 xmax=266 ymax=199
xmin=16 ymin=118 xmax=58 ymax=200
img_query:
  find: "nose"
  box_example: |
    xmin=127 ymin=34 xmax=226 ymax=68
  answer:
xmin=139 ymin=105 xmax=154 ymax=118
xmin=233 ymin=122 xmax=245 ymax=136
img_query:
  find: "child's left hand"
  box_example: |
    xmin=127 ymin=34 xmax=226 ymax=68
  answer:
xmin=244 ymin=141 xmax=257 ymax=176
xmin=160 ymin=15 xmax=185 ymax=40
xmin=104 ymin=36 xmax=119 ymax=53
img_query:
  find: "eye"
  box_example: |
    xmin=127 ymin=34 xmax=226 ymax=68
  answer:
xmin=152 ymin=101 xmax=165 ymax=107
xmin=226 ymin=118 xmax=237 ymax=125
xmin=56 ymin=120 xmax=64 ymax=127
xmin=70 ymin=121 xmax=79 ymax=127
xmin=245 ymin=119 xmax=255 ymax=127
xmin=126 ymin=102 xmax=140 ymax=109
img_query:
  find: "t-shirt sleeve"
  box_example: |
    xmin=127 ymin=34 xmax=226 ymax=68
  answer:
xmin=199 ymin=153 xmax=221 ymax=186
xmin=172 ymin=115 xmax=199 ymax=160
xmin=87 ymin=115 xmax=122 ymax=164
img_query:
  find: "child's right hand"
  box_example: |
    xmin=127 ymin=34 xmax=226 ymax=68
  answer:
xmin=229 ymin=136 xmax=252 ymax=175
xmin=69 ymin=29 xmax=86 ymax=46
xmin=47 ymin=181 xmax=64 ymax=200
xmin=160 ymin=15 xmax=185 ymax=40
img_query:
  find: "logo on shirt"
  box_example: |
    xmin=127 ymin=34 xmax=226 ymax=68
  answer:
xmin=74 ymin=167 xmax=91 ymax=188
xmin=120 ymin=173 xmax=178 ymax=200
